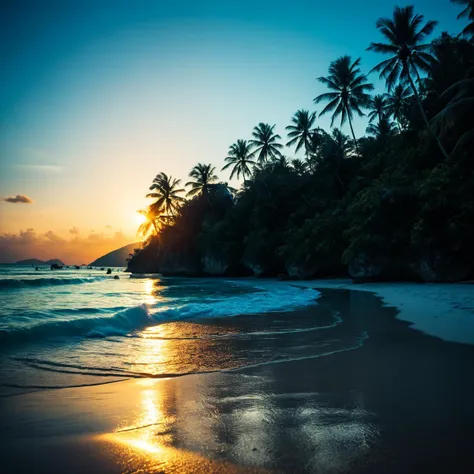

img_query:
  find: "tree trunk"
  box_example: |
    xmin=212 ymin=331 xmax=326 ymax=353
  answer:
xmin=405 ymin=65 xmax=449 ymax=159
xmin=348 ymin=115 xmax=361 ymax=157
xmin=152 ymin=220 xmax=159 ymax=235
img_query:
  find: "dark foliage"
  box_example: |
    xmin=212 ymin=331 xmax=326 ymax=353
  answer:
xmin=128 ymin=10 xmax=474 ymax=282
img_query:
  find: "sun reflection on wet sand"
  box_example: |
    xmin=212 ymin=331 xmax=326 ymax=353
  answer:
xmin=100 ymin=378 xmax=267 ymax=473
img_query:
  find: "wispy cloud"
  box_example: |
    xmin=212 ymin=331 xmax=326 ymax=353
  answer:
xmin=3 ymin=194 xmax=33 ymax=204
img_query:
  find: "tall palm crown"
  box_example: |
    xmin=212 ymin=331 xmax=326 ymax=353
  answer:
xmin=385 ymin=84 xmax=412 ymax=129
xmin=368 ymin=6 xmax=449 ymax=158
xmin=185 ymin=163 xmax=218 ymax=197
xmin=368 ymin=95 xmax=388 ymax=123
xmin=249 ymin=123 xmax=283 ymax=163
xmin=222 ymin=140 xmax=255 ymax=181
xmin=146 ymin=172 xmax=185 ymax=217
xmin=285 ymin=110 xmax=317 ymax=157
xmin=314 ymin=56 xmax=373 ymax=154
xmin=329 ymin=129 xmax=354 ymax=158
xmin=451 ymin=0 xmax=474 ymax=37
xmin=366 ymin=117 xmax=398 ymax=138
xmin=368 ymin=6 xmax=437 ymax=90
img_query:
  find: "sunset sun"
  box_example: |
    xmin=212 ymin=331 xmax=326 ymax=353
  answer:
xmin=135 ymin=212 xmax=147 ymax=226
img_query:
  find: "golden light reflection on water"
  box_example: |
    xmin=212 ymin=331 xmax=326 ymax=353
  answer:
xmin=100 ymin=379 xmax=266 ymax=473
xmin=143 ymin=278 xmax=160 ymax=306
xmin=132 ymin=326 xmax=171 ymax=374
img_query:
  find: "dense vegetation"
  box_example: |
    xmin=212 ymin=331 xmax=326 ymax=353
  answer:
xmin=127 ymin=2 xmax=474 ymax=282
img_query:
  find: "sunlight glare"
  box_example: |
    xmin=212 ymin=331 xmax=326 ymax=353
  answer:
xmin=135 ymin=212 xmax=147 ymax=226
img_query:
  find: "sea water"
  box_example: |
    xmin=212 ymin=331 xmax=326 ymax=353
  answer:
xmin=0 ymin=265 xmax=364 ymax=397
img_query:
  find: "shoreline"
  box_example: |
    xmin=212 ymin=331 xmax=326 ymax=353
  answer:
xmin=239 ymin=277 xmax=474 ymax=345
xmin=2 ymin=285 xmax=474 ymax=473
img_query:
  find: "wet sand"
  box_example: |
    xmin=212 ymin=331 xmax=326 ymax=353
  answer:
xmin=1 ymin=288 xmax=474 ymax=473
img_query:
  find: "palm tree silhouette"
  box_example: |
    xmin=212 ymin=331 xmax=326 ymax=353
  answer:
xmin=451 ymin=0 xmax=474 ymax=38
xmin=368 ymin=5 xmax=449 ymax=158
xmin=185 ymin=163 xmax=218 ymax=197
xmin=314 ymin=56 xmax=373 ymax=156
xmin=249 ymin=123 xmax=283 ymax=163
xmin=330 ymin=128 xmax=354 ymax=157
xmin=222 ymin=140 xmax=255 ymax=181
xmin=285 ymin=110 xmax=317 ymax=158
xmin=368 ymin=94 xmax=388 ymax=123
xmin=385 ymin=85 xmax=412 ymax=131
xmin=136 ymin=206 xmax=160 ymax=238
xmin=146 ymin=172 xmax=185 ymax=219
xmin=366 ymin=117 xmax=398 ymax=138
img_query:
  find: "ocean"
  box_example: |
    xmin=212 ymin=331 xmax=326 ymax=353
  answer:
xmin=3 ymin=264 xmax=474 ymax=473
xmin=0 ymin=264 xmax=367 ymax=397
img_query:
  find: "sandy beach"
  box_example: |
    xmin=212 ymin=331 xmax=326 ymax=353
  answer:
xmin=2 ymin=284 xmax=474 ymax=473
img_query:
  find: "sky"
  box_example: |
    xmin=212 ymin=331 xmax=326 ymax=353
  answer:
xmin=0 ymin=0 xmax=466 ymax=263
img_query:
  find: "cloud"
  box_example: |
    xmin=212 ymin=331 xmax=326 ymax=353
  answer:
xmin=0 ymin=228 xmax=134 ymax=264
xmin=44 ymin=230 xmax=66 ymax=243
xmin=3 ymin=194 xmax=33 ymax=204
xmin=69 ymin=226 xmax=80 ymax=234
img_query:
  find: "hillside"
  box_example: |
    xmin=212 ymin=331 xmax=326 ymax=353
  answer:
xmin=89 ymin=243 xmax=139 ymax=267
xmin=16 ymin=258 xmax=65 ymax=266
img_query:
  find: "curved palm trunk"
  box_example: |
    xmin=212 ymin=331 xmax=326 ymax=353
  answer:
xmin=347 ymin=115 xmax=361 ymax=157
xmin=405 ymin=65 xmax=449 ymax=159
xmin=152 ymin=220 xmax=159 ymax=235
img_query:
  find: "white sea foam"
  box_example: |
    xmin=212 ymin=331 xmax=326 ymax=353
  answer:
xmin=0 ymin=284 xmax=320 ymax=341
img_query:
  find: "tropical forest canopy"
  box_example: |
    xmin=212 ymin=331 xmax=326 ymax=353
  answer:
xmin=127 ymin=2 xmax=474 ymax=283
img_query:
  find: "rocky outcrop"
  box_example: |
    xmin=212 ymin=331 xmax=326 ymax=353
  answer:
xmin=348 ymin=254 xmax=388 ymax=282
xmin=410 ymin=250 xmax=472 ymax=283
xmin=285 ymin=261 xmax=321 ymax=280
xmin=158 ymin=252 xmax=201 ymax=276
xmin=242 ymin=260 xmax=266 ymax=277
xmin=347 ymin=253 xmax=418 ymax=282
xmin=201 ymin=255 xmax=229 ymax=276
xmin=125 ymin=243 xmax=160 ymax=273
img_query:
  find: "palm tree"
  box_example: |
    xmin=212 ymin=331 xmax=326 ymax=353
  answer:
xmin=249 ymin=123 xmax=283 ymax=163
xmin=314 ymin=56 xmax=373 ymax=156
xmin=146 ymin=172 xmax=185 ymax=219
xmin=315 ymin=129 xmax=352 ymax=191
xmin=285 ymin=110 xmax=317 ymax=158
xmin=451 ymin=0 xmax=474 ymax=38
xmin=329 ymin=128 xmax=354 ymax=157
xmin=366 ymin=117 xmax=398 ymax=138
xmin=367 ymin=6 xmax=449 ymax=158
xmin=367 ymin=94 xmax=388 ymax=123
xmin=431 ymin=77 xmax=474 ymax=156
xmin=136 ymin=206 xmax=160 ymax=238
xmin=222 ymin=140 xmax=255 ymax=181
xmin=185 ymin=163 xmax=218 ymax=197
xmin=385 ymin=84 xmax=412 ymax=131
xmin=291 ymin=158 xmax=308 ymax=175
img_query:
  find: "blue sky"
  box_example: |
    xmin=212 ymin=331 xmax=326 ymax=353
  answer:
xmin=0 ymin=0 xmax=466 ymax=260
